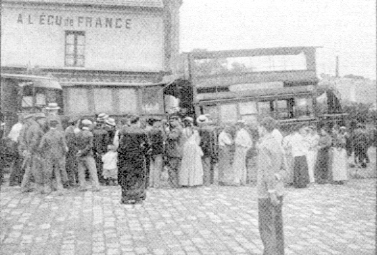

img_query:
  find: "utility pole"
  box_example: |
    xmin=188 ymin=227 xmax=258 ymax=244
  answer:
xmin=335 ymin=56 xmax=339 ymax=77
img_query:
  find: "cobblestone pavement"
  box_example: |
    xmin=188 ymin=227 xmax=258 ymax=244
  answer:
xmin=0 ymin=176 xmax=375 ymax=255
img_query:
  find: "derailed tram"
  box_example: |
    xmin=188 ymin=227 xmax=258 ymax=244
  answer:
xmin=164 ymin=46 xmax=345 ymax=131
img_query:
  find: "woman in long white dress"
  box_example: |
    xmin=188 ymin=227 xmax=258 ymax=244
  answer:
xmin=179 ymin=117 xmax=204 ymax=187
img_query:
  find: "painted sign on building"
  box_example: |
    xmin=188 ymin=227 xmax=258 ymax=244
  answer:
xmin=1 ymin=7 xmax=165 ymax=71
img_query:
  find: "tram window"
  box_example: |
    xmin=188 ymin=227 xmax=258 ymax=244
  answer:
xmin=275 ymin=100 xmax=289 ymax=119
xmin=239 ymin=102 xmax=257 ymax=115
xmin=295 ymin=98 xmax=314 ymax=118
xmin=220 ymin=104 xmax=237 ymax=123
xmin=258 ymin=101 xmax=273 ymax=117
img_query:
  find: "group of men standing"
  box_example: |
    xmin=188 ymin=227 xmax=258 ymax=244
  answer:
xmin=6 ymin=103 xmax=69 ymax=194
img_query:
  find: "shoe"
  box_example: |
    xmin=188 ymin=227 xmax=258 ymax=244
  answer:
xmin=92 ymin=188 xmax=100 ymax=192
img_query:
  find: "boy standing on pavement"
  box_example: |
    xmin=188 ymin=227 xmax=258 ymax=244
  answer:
xmin=257 ymin=117 xmax=287 ymax=255
xmin=39 ymin=118 xmax=68 ymax=194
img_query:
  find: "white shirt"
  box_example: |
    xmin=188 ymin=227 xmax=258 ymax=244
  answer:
xmin=289 ymin=132 xmax=309 ymax=157
xmin=272 ymin=128 xmax=283 ymax=145
xmin=102 ymin=151 xmax=118 ymax=170
xmin=218 ymin=131 xmax=232 ymax=146
xmin=8 ymin=122 xmax=23 ymax=142
xmin=235 ymin=128 xmax=252 ymax=148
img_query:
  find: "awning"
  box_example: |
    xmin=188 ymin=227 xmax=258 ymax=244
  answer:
xmin=1 ymin=73 xmax=62 ymax=90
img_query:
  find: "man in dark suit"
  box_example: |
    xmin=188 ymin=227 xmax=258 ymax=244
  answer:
xmin=165 ymin=114 xmax=183 ymax=188
xmin=92 ymin=114 xmax=110 ymax=184
xmin=76 ymin=119 xmax=100 ymax=192
xmin=39 ymin=118 xmax=68 ymax=194
xmin=21 ymin=113 xmax=46 ymax=193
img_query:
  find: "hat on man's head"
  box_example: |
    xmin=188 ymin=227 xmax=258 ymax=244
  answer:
xmin=82 ymin=119 xmax=92 ymax=126
xmin=183 ymin=116 xmax=194 ymax=123
xmin=196 ymin=115 xmax=209 ymax=124
xmin=45 ymin=103 xmax=60 ymax=110
xmin=105 ymin=118 xmax=116 ymax=127
xmin=97 ymin=113 xmax=109 ymax=122
xmin=169 ymin=113 xmax=180 ymax=120
xmin=34 ymin=113 xmax=46 ymax=119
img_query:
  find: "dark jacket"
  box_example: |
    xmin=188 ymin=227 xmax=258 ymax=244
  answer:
xmin=76 ymin=129 xmax=94 ymax=157
xmin=165 ymin=125 xmax=183 ymax=158
xmin=39 ymin=128 xmax=67 ymax=159
xmin=92 ymin=127 xmax=109 ymax=156
xmin=26 ymin=120 xmax=45 ymax=154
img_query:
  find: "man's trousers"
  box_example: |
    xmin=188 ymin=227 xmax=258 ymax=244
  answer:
xmin=167 ymin=157 xmax=181 ymax=188
xmin=44 ymin=157 xmax=65 ymax=191
xmin=78 ymin=155 xmax=100 ymax=190
xmin=258 ymin=197 xmax=284 ymax=255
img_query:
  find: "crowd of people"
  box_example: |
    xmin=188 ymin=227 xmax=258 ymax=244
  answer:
xmin=0 ymin=108 xmax=375 ymax=254
xmin=0 ymin=104 xmax=374 ymax=202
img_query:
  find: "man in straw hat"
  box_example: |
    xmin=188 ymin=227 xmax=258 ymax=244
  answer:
xmin=257 ymin=116 xmax=286 ymax=255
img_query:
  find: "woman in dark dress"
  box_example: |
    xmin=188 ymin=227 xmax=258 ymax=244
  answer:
xmin=117 ymin=116 xmax=150 ymax=204
xmin=315 ymin=126 xmax=332 ymax=184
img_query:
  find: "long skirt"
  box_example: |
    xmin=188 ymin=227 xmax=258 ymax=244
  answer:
xmin=218 ymin=146 xmax=234 ymax=185
xmin=118 ymin=153 xmax=146 ymax=203
xmin=332 ymin=148 xmax=348 ymax=181
xmin=284 ymin=152 xmax=294 ymax=185
xmin=306 ymin=150 xmax=317 ymax=183
xmin=315 ymin=148 xmax=330 ymax=184
xmin=233 ymin=146 xmax=249 ymax=185
xmin=293 ymin=155 xmax=309 ymax=188
xmin=179 ymin=140 xmax=203 ymax=187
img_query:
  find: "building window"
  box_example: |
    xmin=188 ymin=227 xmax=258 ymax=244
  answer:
xmin=65 ymin=31 xmax=85 ymax=67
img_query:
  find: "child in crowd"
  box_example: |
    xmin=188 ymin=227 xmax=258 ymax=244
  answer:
xmin=102 ymin=144 xmax=118 ymax=186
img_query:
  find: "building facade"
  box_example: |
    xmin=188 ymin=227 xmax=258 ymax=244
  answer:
xmin=1 ymin=0 xmax=182 ymax=117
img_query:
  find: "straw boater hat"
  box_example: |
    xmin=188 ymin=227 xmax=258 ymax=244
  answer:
xmin=97 ymin=113 xmax=109 ymax=122
xmin=45 ymin=103 xmax=60 ymax=110
xmin=196 ymin=115 xmax=209 ymax=124
xmin=105 ymin=118 xmax=116 ymax=127
xmin=81 ymin=119 xmax=92 ymax=126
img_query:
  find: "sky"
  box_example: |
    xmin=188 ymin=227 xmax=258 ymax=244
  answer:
xmin=180 ymin=0 xmax=376 ymax=79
